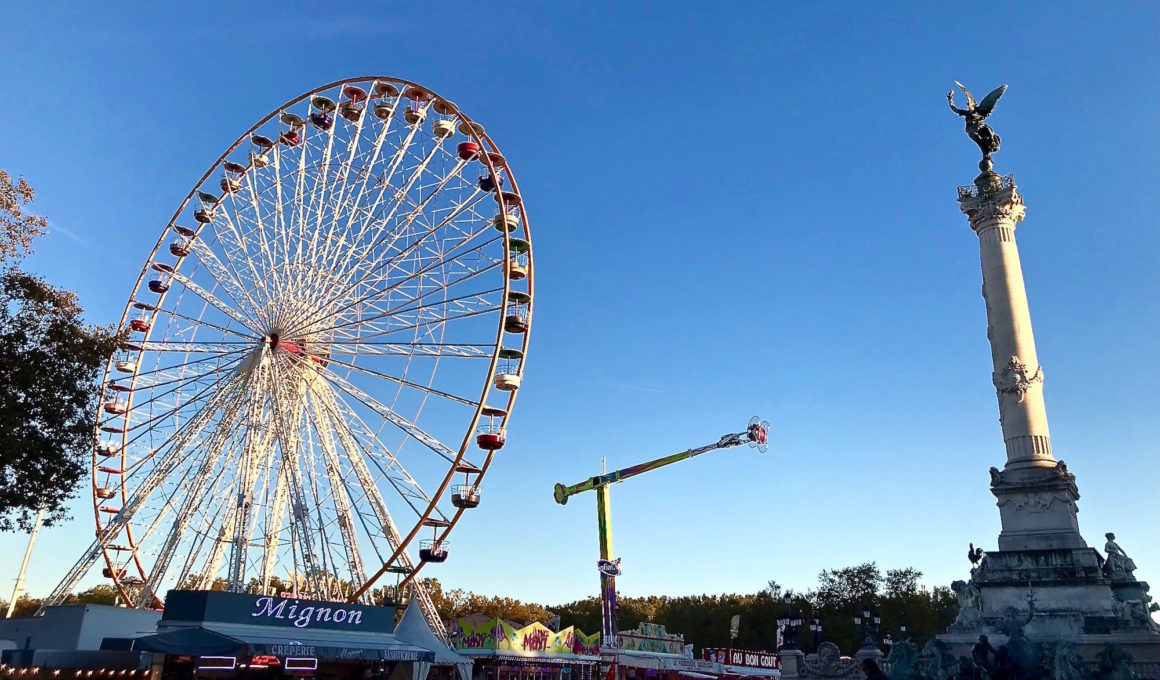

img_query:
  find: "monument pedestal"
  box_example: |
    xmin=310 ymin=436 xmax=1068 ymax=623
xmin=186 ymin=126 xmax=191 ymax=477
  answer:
xmin=991 ymin=464 xmax=1086 ymax=552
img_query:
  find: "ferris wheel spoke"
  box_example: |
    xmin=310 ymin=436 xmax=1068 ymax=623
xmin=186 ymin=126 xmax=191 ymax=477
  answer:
xmin=166 ymin=269 xmax=262 ymax=332
xmin=306 ymin=368 xmax=436 ymax=505
xmin=308 ymin=101 xmax=384 ymax=280
xmin=93 ymin=372 xmax=250 ymax=587
xmin=114 ymin=362 xmax=247 ymax=436
xmin=298 ymin=427 xmax=349 ymax=598
xmin=225 ymin=364 xmax=278 ymax=591
xmin=127 ymin=347 xmax=249 ymax=384
xmin=285 ymin=136 xmax=471 ymax=332
xmin=115 ymin=352 xmax=247 ymax=422
xmin=317 ymin=290 xmax=502 ymax=341
xmin=319 ymin=124 xmax=448 ymax=280
xmin=118 ymin=358 xmax=253 ymax=475
xmin=311 ymin=234 xmax=503 ymax=338
xmin=257 ymin=459 xmax=290 ymax=595
xmin=215 ymin=192 xmax=282 ymax=305
xmin=266 ymin=360 xmax=327 ymax=596
xmin=345 ymin=197 xmax=496 ymax=304
xmin=307 ymin=375 xmax=438 ymax=529
xmin=324 ymin=341 xmax=493 ymax=358
xmin=301 ymin=99 xmax=343 ymax=272
xmin=283 ymin=234 xmax=502 ymax=341
xmin=188 ymin=237 xmax=273 ymax=329
xmin=346 ymin=268 xmax=504 ymax=339
xmin=138 ymin=394 xmax=250 ymax=605
xmin=319 ymin=368 xmax=458 ymax=464
xmin=237 ymin=157 xmax=287 ymax=285
xmin=318 ymin=351 xmax=480 ymax=408
xmin=318 ymin=116 xmax=402 ymax=283
xmin=171 ymin=455 xmax=246 ymax=591
xmin=139 ymin=340 xmax=253 ymax=354
xmin=158 ymin=305 xmax=262 ymax=343
xmin=112 ymin=362 xmax=248 ymax=453
xmin=281 ymin=188 xmax=492 ymax=339
xmin=118 ymin=357 xmax=248 ymax=426
xmin=346 ymin=164 xmax=481 ymax=288
xmin=302 ymin=386 xmax=369 ymax=588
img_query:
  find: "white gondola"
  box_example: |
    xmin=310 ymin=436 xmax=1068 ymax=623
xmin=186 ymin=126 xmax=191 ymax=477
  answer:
xmin=494 ymin=348 xmax=523 ymax=391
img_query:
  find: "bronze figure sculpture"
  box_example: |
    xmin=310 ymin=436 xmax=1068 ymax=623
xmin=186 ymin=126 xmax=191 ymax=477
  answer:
xmin=947 ymin=82 xmax=1008 ymax=162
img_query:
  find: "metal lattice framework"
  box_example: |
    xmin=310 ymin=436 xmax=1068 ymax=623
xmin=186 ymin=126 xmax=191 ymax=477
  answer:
xmin=42 ymin=77 xmax=533 ymax=638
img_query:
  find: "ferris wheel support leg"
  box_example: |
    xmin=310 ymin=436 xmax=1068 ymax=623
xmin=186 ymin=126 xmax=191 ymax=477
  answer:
xmin=309 ymin=383 xmax=446 ymax=640
xmin=227 ymin=371 xmax=270 ymax=593
xmin=258 ymin=463 xmax=290 ymax=594
xmin=304 ymin=384 xmax=368 ymax=591
xmin=140 ymin=380 xmax=251 ymax=606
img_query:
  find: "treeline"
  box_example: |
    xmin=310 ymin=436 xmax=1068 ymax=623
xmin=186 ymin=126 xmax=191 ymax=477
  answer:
xmin=2 ymin=584 xmax=122 ymax=618
xmin=424 ymin=562 xmax=958 ymax=654
xmin=6 ymin=562 xmax=958 ymax=655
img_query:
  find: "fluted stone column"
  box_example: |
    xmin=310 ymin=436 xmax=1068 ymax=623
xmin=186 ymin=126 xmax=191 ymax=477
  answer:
xmin=959 ymin=176 xmax=1085 ymax=551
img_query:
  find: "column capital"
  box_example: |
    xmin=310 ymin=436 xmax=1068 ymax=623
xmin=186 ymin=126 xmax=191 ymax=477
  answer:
xmin=958 ymin=175 xmax=1025 ymax=229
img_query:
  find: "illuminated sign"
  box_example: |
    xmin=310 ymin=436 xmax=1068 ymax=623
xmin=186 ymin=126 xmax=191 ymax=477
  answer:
xmin=250 ymin=656 xmax=281 ymax=667
xmin=703 ymin=648 xmax=779 ymax=670
xmin=285 ymin=658 xmax=318 ymax=672
xmin=197 ymin=657 xmax=237 ymax=671
xmin=161 ymin=591 xmax=396 ymax=634
xmin=251 ymin=597 xmax=364 ymax=629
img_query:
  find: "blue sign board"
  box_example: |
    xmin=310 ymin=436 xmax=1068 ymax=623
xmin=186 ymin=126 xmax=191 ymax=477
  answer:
xmin=161 ymin=590 xmax=397 ymax=634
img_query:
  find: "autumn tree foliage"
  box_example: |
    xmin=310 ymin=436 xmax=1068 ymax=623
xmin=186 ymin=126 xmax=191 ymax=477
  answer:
xmin=0 ymin=170 xmax=119 ymax=532
xmin=0 ymin=170 xmax=48 ymax=261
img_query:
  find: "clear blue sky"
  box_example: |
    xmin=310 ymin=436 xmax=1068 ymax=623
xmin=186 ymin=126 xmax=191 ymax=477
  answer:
xmin=2 ymin=3 xmax=1158 ymax=611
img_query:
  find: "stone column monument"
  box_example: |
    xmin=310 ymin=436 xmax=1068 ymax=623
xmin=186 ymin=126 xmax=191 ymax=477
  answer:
xmin=938 ymin=82 xmax=1160 ymax=676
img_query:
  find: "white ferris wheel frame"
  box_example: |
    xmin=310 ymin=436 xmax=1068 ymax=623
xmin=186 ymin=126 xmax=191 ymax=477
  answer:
xmin=41 ymin=77 xmax=534 ymax=638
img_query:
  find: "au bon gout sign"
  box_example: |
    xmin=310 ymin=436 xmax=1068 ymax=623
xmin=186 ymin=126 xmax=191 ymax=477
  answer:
xmin=161 ymin=590 xmax=397 ymax=634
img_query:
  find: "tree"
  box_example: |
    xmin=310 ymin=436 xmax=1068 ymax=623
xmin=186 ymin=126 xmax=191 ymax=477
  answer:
xmin=0 ymin=170 xmax=119 ymax=532
xmin=70 ymin=584 xmax=120 ymax=606
xmin=884 ymin=567 xmax=922 ymax=599
xmin=0 ymin=171 xmax=48 ymax=261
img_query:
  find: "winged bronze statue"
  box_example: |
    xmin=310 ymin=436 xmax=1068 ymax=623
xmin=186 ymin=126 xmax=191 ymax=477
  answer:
xmin=947 ymin=82 xmax=1008 ymax=161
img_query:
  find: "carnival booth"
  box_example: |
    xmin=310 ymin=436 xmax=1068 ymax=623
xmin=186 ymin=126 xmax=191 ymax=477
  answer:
xmin=393 ymin=603 xmax=472 ymax=680
xmin=605 ymin=624 xmax=721 ymax=680
xmin=448 ymin=616 xmax=599 ymax=680
xmin=131 ymin=591 xmax=434 ymax=680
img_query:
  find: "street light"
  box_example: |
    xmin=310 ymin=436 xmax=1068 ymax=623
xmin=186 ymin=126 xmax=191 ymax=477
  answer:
xmin=853 ymin=604 xmax=881 ymax=649
xmin=809 ymin=617 xmax=822 ymax=653
xmin=778 ymin=592 xmax=801 ymax=650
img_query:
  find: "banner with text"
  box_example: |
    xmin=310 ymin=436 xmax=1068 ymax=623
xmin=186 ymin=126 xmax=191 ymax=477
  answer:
xmin=451 ymin=619 xmax=600 ymax=656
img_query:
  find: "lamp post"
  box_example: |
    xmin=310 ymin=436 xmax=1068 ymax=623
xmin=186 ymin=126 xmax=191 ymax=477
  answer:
xmin=853 ymin=604 xmax=881 ymax=650
xmin=808 ymin=617 xmax=822 ymax=653
xmin=778 ymin=592 xmax=802 ymax=650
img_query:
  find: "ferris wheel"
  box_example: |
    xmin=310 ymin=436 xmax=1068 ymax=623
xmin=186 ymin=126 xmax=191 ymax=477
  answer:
xmin=43 ymin=77 xmax=533 ymax=635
